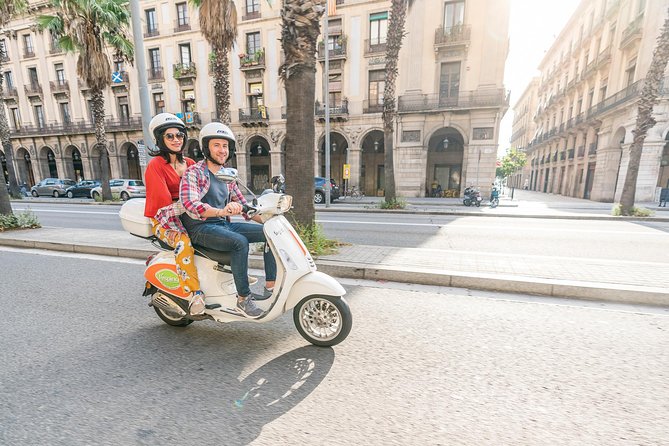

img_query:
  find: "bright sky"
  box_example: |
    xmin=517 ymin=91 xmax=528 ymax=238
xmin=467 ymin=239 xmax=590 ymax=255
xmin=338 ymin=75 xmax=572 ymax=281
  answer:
xmin=499 ymin=0 xmax=582 ymax=155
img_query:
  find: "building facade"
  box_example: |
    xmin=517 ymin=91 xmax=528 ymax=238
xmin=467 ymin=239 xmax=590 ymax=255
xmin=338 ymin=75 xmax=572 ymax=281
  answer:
xmin=1 ymin=0 xmax=510 ymax=198
xmin=509 ymin=77 xmax=539 ymax=188
xmin=517 ymin=0 xmax=669 ymax=202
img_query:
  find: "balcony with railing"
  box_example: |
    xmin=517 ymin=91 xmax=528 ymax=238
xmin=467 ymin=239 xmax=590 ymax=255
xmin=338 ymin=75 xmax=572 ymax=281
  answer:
xmin=239 ymin=50 xmax=265 ymax=70
xmin=434 ymin=24 xmax=471 ymax=47
xmin=0 ymin=50 xmax=8 ymax=63
xmin=568 ymin=149 xmax=575 ymax=159
xmin=50 ymin=80 xmax=69 ymax=94
xmin=173 ymin=63 xmax=197 ymax=80
xmin=49 ymin=41 xmax=62 ymax=55
xmin=23 ymin=47 xmax=35 ymax=59
xmin=398 ymin=89 xmax=509 ymax=113
xmin=596 ymin=46 xmax=612 ymax=68
xmin=4 ymin=86 xmax=17 ymax=98
xmin=577 ymin=146 xmax=585 ymax=157
xmin=242 ymin=10 xmax=261 ymax=21
xmin=586 ymin=78 xmax=646 ymax=119
xmin=318 ymin=40 xmax=347 ymax=60
xmin=363 ymin=99 xmax=384 ymax=114
xmin=9 ymin=116 xmax=143 ymax=137
xmin=24 ymin=82 xmax=42 ymax=97
xmin=588 ymin=143 xmax=598 ymax=156
xmin=174 ymin=20 xmax=191 ymax=33
xmin=620 ymin=14 xmax=643 ymax=49
xmin=239 ymin=107 xmax=270 ymax=126
xmin=315 ymin=99 xmax=349 ymax=121
xmin=364 ymin=39 xmax=387 ymax=56
xmin=144 ymin=27 xmax=160 ymax=38
xmin=147 ymin=67 xmax=164 ymax=81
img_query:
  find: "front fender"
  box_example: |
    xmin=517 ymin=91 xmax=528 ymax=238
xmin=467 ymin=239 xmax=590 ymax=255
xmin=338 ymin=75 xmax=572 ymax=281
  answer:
xmin=284 ymin=271 xmax=346 ymax=311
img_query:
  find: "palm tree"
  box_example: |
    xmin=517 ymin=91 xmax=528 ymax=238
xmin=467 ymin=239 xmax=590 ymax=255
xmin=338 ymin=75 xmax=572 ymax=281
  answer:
xmin=381 ymin=0 xmax=413 ymax=204
xmin=0 ymin=0 xmax=27 ymax=214
xmin=619 ymin=8 xmax=669 ymax=215
xmin=37 ymin=0 xmax=133 ymax=201
xmin=189 ymin=0 xmax=237 ymax=124
xmin=279 ymin=0 xmax=325 ymax=226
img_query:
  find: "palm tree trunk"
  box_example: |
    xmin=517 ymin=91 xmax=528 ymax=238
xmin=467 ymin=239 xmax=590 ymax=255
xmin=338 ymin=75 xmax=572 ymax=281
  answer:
xmin=91 ymin=88 xmax=112 ymax=201
xmin=0 ymin=72 xmax=20 ymax=200
xmin=620 ymin=9 xmax=669 ymax=214
xmin=213 ymin=46 xmax=231 ymax=124
xmin=285 ymin=67 xmax=316 ymax=226
xmin=382 ymin=0 xmax=409 ymax=203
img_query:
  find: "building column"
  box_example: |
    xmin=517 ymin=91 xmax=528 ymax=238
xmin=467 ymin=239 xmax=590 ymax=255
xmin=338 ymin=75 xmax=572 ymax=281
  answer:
xmin=236 ymin=149 xmax=251 ymax=189
xmin=590 ymin=144 xmax=622 ymax=202
xmin=269 ymin=144 xmax=283 ymax=177
xmin=348 ymin=147 xmax=361 ymax=188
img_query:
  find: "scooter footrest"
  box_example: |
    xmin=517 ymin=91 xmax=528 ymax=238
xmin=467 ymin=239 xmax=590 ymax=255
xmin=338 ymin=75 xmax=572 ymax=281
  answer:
xmin=205 ymin=303 xmax=222 ymax=309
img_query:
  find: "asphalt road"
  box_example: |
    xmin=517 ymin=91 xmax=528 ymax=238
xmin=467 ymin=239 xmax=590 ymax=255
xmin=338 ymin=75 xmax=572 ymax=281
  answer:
xmin=1 ymin=249 xmax=668 ymax=445
xmin=10 ymin=201 xmax=669 ymax=263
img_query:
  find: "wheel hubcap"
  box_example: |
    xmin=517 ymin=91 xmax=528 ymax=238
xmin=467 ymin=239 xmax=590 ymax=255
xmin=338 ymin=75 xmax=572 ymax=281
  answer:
xmin=299 ymin=299 xmax=342 ymax=341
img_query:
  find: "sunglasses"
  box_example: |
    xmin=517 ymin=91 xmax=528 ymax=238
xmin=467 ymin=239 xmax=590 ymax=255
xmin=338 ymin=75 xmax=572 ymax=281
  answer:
xmin=164 ymin=132 xmax=186 ymax=141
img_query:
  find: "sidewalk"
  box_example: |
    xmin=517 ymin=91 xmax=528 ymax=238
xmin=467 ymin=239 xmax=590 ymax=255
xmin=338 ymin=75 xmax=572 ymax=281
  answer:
xmin=1 ymin=226 xmax=667 ymax=307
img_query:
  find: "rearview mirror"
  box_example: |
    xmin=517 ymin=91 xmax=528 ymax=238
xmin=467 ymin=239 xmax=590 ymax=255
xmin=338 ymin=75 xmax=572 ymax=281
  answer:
xmin=214 ymin=167 xmax=239 ymax=183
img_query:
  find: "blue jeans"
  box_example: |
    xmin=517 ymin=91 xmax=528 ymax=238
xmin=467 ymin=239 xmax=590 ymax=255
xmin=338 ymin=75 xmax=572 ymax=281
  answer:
xmin=188 ymin=220 xmax=277 ymax=297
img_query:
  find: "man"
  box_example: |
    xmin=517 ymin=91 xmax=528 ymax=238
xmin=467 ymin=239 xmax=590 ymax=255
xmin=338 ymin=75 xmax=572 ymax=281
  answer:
xmin=179 ymin=122 xmax=276 ymax=318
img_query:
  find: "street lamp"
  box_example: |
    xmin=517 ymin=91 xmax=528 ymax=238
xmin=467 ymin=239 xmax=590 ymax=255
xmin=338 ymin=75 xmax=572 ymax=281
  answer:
xmin=442 ymin=137 xmax=449 ymax=150
xmin=256 ymin=144 xmax=262 ymax=155
xmin=374 ymin=140 xmax=379 ymax=152
xmin=331 ymin=141 xmax=337 ymax=152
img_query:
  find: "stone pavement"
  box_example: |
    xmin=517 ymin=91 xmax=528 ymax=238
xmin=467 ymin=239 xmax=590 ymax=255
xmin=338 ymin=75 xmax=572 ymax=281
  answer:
xmin=0 ymin=224 xmax=666 ymax=307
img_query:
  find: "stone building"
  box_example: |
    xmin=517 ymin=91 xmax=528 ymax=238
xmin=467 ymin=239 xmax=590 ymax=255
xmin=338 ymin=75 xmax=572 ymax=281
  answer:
xmin=509 ymin=77 xmax=539 ymax=188
xmin=516 ymin=0 xmax=669 ymax=202
xmin=1 ymin=0 xmax=510 ymax=198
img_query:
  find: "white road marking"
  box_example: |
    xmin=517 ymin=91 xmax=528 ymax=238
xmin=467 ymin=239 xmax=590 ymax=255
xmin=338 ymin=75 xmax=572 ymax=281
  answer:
xmin=13 ymin=208 xmax=118 ymax=215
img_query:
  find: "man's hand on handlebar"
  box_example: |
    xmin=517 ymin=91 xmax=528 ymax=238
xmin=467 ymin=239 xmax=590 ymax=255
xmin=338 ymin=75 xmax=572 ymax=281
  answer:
xmin=223 ymin=202 xmax=243 ymax=215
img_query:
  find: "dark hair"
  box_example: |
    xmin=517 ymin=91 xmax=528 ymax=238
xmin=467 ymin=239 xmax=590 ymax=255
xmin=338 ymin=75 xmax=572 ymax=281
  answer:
xmin=148 ymin=127 xmax=187 ymax=163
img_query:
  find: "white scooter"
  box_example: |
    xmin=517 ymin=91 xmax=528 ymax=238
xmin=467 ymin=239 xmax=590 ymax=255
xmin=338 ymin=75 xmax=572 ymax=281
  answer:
xmin=119 ymin=169 xmax=352 ymax=347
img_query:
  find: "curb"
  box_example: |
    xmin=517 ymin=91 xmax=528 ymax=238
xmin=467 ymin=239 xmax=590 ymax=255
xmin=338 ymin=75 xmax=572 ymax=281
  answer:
xmin=1 ymin=237 xmax=666 ymax=307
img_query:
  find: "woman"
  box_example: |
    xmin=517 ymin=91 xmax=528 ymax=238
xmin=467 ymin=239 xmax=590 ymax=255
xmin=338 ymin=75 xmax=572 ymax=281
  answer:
xmin=143 ymin=113 xmax=205 ymax=315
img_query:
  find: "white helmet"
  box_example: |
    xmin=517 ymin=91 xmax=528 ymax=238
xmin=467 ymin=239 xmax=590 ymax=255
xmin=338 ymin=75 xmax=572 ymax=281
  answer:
xmin=148 ymin=113 xmax=187 ymax=147
xmin=199 ymin=122 xmax=236 ymax=162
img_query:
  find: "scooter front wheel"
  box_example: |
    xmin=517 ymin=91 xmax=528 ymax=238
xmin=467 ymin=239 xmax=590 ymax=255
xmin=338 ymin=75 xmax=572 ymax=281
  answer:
xmin=293 ymin=295 xmax=352 ymax=347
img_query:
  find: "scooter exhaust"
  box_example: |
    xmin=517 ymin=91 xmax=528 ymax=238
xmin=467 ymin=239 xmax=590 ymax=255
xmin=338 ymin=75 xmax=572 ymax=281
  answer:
xmin=151 ymin=292 xmax=187 ymax=318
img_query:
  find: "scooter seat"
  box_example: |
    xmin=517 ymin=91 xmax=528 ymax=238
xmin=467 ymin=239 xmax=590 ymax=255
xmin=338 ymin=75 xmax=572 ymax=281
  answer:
xmin=193 ymin=245 xmax=232 ymax=267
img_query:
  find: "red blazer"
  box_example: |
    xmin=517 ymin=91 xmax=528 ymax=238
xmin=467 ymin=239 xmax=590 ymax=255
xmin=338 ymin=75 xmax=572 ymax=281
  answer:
xmin=144 ymin=156 xmax=195 ymax=218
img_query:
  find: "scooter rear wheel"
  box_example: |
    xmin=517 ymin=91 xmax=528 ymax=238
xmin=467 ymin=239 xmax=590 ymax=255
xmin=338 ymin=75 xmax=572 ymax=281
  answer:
xmin=293 ymin=295 xmax=352 ymax=347
xmin=154 ymin=307 xmax=193 ymax=327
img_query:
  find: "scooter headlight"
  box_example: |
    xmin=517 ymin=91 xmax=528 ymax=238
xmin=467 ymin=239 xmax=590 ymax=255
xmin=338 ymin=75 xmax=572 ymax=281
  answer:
xmin=277 ymin=194 xmax=293 ymax=213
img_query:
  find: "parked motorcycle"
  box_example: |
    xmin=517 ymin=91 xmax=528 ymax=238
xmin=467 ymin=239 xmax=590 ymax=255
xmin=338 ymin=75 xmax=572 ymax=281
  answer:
xmin=120 ymin=168 xmax=352 ymax=347
xmin=463 ymin=187 xmax=482 ymax=207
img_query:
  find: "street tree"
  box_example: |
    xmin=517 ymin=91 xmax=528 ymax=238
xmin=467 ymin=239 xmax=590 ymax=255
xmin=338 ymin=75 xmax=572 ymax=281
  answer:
xmin=0 ymin=0 xmax=28 ymax=214
xmin=279 ymin=0 xmax=325 ymax=226
xmin=497 ymin=148 xmax=527 ymax=180
xmin=189 ymin=0 xmax=237 ymax=124
xmin=37 ymin=0 xmax=134 ymax=201
xmin=619 ymin=8 xmax=669 ymax=215
xmin=381 ymin=0 xmax=414 ymax=204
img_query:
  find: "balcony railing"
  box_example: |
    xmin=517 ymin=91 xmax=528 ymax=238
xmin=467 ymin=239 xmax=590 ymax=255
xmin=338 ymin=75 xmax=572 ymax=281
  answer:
xmin=315 ymin=99 xmax=349 ymax=118
xmin=577 ymin=146 xmax=585 ymax=157
xmin=49 ymin=42 xmax=62 ymax=54
xmin=144 ymin=28 xmax=160 ymax=38
xmin=9 ymin=116 xmax=143 ymax=137
xmin=364 ymin=39 xmax=387 ymax=55
xmin=23 ymin=48 xmax=35 ymax=58
xmin=588 ymin=143 xmax=598 ymax=155
xmin=318 ymin=41 xmax=347 ymax=59
xmin=242 ymin=10 xmax=261 ymax=21
xmin=50 ymin=80 xmax=69 ymax=94
xmin=239 ymin=50 xmax=265 ymax=69
xmin=174 ymin=20 xmax=191 ymax=33
xmin=24 ymin=83 xmax=42 ymax=96
xmin=0 ymin=51 xmax=8 ymax=63
xmin=434 ymin=24 xmax=471 ymax=46
xmin=363 ymin=100 xmax=384 ymax=114
xmin=568 ymin=149 xmax=575 ymax=159
xmin=147 ymin=67 xmax=164 ymax=81
xmin=586 ymin=78 xmax=645 ymax=119
xmin=173 ymin=63 xmax=197 ymax=79
xmin=4 ymin=86 xmax=17 ymax=97
xmin=398 ymin=89 xmax=509 ymax=113
xmin=239 ymin=107 xmax=269 ymax=124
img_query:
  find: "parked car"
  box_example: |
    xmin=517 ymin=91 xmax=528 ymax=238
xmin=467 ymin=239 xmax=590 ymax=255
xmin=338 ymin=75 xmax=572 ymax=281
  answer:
xmin=266 ymin=176 xmax=340 ymax=204
xmin=30 ymin=178 xmax=76 ymax=197
xmin=91 ymin=179 xmax=146 ymax=201
xmin=314 ymin=177 xmax=340 ymax=204
xmin=65 ymin=180 xmax=100 ymax=199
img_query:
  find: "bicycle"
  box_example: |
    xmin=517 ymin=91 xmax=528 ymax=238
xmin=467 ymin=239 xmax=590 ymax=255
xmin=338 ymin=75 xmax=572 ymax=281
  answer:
xmin=343 ymin=185 xmax=364 ymax=200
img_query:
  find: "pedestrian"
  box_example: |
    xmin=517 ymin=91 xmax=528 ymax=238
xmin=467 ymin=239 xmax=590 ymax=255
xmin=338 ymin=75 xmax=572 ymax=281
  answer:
xmin=660 ymin=188 xmax=668 ymax=207
xmin=143 ymin=112 xmax=206 ymax=315
xmin=180 ymin=122 xmax=276 ymax=319
xmin=523 ymin=178 xmax=529 ymax=190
